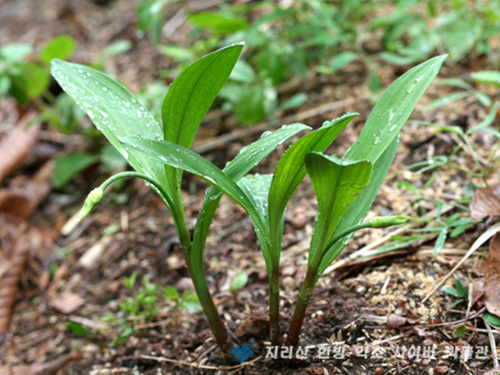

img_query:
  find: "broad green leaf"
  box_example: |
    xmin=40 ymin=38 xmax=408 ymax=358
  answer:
xmin=235 ymin=85 xmax=266 ymax=125
xmin=50 ymin=59 xmax=170 ymax=208
xmin=191 ymin=123 xmax=310 ymax=268
xmin=10 ymin=62 xmax=50 ymax=103
xmin=317 ymin=137 xmax=399 ymax=281
xmin=484 ymin=312 xmax=500 ymax=326
xmin=0 ymin=43 xmax=32 ymax=62
xmin=238 ymin=174 xmax=272 ymax=219
xmin=52 ymin=152 xmax=100 ymax=188
xmin=268 ymin=113 xmax=356 ymax=258
xmin=470 ymin=71 xmax=500 ymax=87
xmin=163 ymin=43 xmax=243 ymax=149
xmin=231 ymin=272 xmax=249 ymax=293
xmin=121 ymin=136 xmax=266 ymax=233
xmin=230 ymin=61 xmax=256 ymax=83
xmin=188 ymin=12 xmax=248 ymax=35
xmin=443 ymin=286 xmax=461 ymax=298
xmin=345 ymin=55 xmax=446 ymax=164
xmin=163 ymin=285 xmax=179 ymax=301
xmin=305 ymin=153 xmax=372 ymax=267
xmin=40 ymin=35 xmax=76 ymax=65
xmin=65 ymin=321 xmax=91 ymax=336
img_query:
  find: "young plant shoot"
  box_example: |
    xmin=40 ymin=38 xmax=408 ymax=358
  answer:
xmin=51 ymin=43 xmax=309 ymax=354
xmin=52 ymin=41 xmax=446 ymax=351
xmin=120 ymin=54 xmax=446 ymax=346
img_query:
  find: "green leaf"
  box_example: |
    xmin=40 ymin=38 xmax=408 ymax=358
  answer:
xmin=268 ymin=113 xmax=356 ymax=259
xmin=9 ymin=62 xmax=50 ymax=103
xmin=484 ymin=312 xmax=500 ymax=326
xmin=329 ymin=52 xmax=358 ymax=71
xmin=191 ymin=123 xmax=310 ymax=269
xmin=317 ymin=137 xmax=399 ymax=280
xmin=99 ymin=40 xmax=132 ymax=62
xmin=179 ymin=290 xmax=201 ymax=313
xmin=163 ymin=285 xmax=179 ymax=301
xmin=51 ymin=59 xmax=171 ymax=208
xmin=443 ymin=286 xmax=461 ymax=298
xmin=163 ymin=43 xmax=243 ymax=150
xmin=52 ymin=152 xmax=100 ymax=188
xmin=452 ymin=324 xmax=466 ymax=338
xmin=422 ymin=92 xmax=470 ymax=112
xmin=238 ymin=174 xmax=272 ymax=219
xmin=305 ymin=153 xmax=372 ymax=266
xmin=455 ymin=278 xmax=467 ymax=297
xmin=121 ymin=136 xmax=266 ymax=232
xmin=345 ymin=55 xmax=446 ymax=164
xmin=188 ymin=12 xmax=248 ymax=35
xmin=235 ymin=85 xmax=266 ymax=124
xmin=470 ymin=70 xmax=500 ymax=87
xmin=433 ymin=228 xmax=447 ymax=255
xmin=230 ymin=61 xmax=256 ymax=83
xmin=230 ymin=272 xmax=249 ymax=293
xmin=40 ymin=35 xmax=76 ymax=65
xmin=65 ymin=321 xmax=91 ymax=336
xmin=0 ymin=43 xmax=32 ymax=62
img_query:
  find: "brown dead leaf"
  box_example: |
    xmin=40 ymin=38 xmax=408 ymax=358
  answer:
xmin=0 ymin=112 xmax=40 ymax=185
xmin=0 ymin=224 xmax=30 ymax=334
xmin=483 ymin=233 xmax=500 ymax=316
xmin=0 ymin=352 xmax=82 ymax=375
xmin=0 ymin=160 xmax=53 ymax=219
xmin=470 ymin=184 xmax=500 ymax=219
xmin=386 ymin=313 xmax=407 ymax=329
xmin=52 ymin=293 xmax=84 ymax=314
xmin=480 ymin=370 xmax=500 ymax=375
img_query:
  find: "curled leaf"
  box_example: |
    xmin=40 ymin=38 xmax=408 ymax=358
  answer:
xmin=470 ymin=184 xmax=500 ymax=219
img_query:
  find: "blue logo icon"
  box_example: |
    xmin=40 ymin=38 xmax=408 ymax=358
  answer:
xmin=231 ymin=340 xmax=254 ymax=363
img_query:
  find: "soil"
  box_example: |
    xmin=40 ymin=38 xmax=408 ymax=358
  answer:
xmin=1 ymin=1 xmax=499 ymax=374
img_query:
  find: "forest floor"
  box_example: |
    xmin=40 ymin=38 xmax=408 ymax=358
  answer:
xmin=1 ymin=1 xmax=499 ymax=374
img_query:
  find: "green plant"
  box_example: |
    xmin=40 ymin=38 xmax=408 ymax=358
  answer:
xmin=118 ymin=54 xmax=446 ymax=346
xmin=53 ymin=41 xmax=445 ymax=349
xmin=443 ymin=277 xmax=469 ymax=311
xmin=163 ymin=286 xmax=201 ymax=313
xmin=52 ymin=43 xmax=310 ymax=354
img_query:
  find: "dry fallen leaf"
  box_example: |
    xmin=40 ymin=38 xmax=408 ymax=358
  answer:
xmin=52 ymin=293 xmax=84 ymax=314
xmin=386 ymin=313 xmax=407 ymax=329
xmin=0 ymin=160 xmax=53 ymax=219
xmin=0 ymin=112 xmax=40 ymax=185
xmin=0 ymin=352 xmax=82 ymax=375
xmin=470 ymin=184 xmax=500 ymax=219
xmin=0 ymin=224 xmax=30 ymax=334
xmin=483 ymin=233 xmax=500 ymax=317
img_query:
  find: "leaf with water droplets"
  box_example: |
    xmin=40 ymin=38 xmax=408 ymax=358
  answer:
xmin=50 ymin=59 xmax=170 ymax=206
xmin=192 ymin=123 xmax=309 ymax=267
xmin=121 ymin=136 xmax=268 ymax=236
xmin=305 ymin=152 xmax=372 ymax=269
xmin=317 ymin=137 xmax=399 ymax=280
xmin=268 ymin=113 xmax=357 ymax=258
xmin=238 ymin=174 xmax=272 ymax=219
xmin=345 ymin=54 xmax=446 ymax=164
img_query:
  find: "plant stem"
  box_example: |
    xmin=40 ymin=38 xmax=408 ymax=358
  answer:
xmin=185 ymin=251 xmax=233 ymax=354
xmin=269 ymin=267 xmax=281 ymax=345
xmin=286 ymin=268 xmax=316 ymax=347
